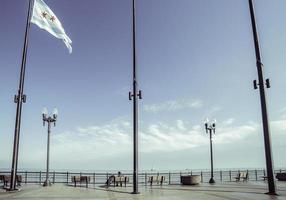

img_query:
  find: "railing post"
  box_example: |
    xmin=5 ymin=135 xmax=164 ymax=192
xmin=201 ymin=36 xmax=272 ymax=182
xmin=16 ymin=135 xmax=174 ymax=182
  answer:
xmin=169 ymin=172 xmax=171 ymax=185
xmin=220 ymin=170 xmax=222 ymax=182
xmin=25 ymin=171 xmax=27 ymax=184
xmin=145 ymin=172 xmax=147 ymax=186
xmin=263 ymin=169 xmax=266 ymax=177
xmin=255 ymin=169 xmax=258 ymax=181
xmin=191 ymin=171 xmax=192 ymax=175
xmin=39 ymin=171 xmax=42 ymax=184
xmin=229 ymin=170 xmax=231 ymax=182
xmin=280 ymin=169 xmax=282 ymax=173
xmin=53 ymin=171 xmax=55 ymax=184
xmin=106 ymin=172 xmax=109 ymax=183
xmin=93 ymin=173 xmax=95 ymax=185
xmin=66 ymin=172 xmax=69 ymax=184
xmin=201 ymin=171 xmax=203 ymax=183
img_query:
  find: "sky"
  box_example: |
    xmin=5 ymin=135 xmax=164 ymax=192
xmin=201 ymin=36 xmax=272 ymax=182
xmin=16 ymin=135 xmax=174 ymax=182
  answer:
xmin=0 ymin=0 xmax=286 ymax=172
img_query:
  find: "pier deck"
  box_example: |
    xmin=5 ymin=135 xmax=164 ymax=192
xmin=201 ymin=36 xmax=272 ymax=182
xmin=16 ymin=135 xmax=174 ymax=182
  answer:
xmin=1 ymin=182 xmax=286 ymax=200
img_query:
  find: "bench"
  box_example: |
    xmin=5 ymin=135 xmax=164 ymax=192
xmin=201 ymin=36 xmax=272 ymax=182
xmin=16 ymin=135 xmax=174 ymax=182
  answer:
xmin=148 ymin=176 xmax=165 ymax=186
xmin=71 ymin=176 xmax=90 ymax=188
xmin=106 ymin=176 xmax=129 ymax=187
xmin=0 ymin=175 xmax=22 ymax=187
xmin=276 ymin=173 xmax=286 ymax=181
xmin=235 ymin=172 xmax=248 ymax=182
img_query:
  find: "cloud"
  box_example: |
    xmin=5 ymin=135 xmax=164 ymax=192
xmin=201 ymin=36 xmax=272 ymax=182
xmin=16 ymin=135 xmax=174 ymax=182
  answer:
xmin=51 ymin=117 xmax=261 ymax=159
xmin=270 ymin=119 xmax=286 ymax=135
xmin=278 ymin=107 xmax=286 ymax=119
xmin=215 ymin=122 xmax=259 ymax=144
xmin=9 ymin=113 xmax=285 ymax=170
xmin=143 ymin=99 xmax=203 ymax=113
xmin=52 ymin=117 xmax=132 ymax=160
xmin=140 ymin=119 xmax=260 ymax=153
xmin=221 ymin=118 xmax=235 ymax=126
xmin=115 ymin=86 xmax=131 ymax=97
xmin=47 ymin=114 xmax=286 ymax=168
xmin=205 ymin=106 xmax=221 ymax=118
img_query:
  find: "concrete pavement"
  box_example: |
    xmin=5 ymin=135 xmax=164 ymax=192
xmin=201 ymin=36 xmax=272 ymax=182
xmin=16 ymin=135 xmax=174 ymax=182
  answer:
xmin=1 ymin=181 xmax=286 ymax=200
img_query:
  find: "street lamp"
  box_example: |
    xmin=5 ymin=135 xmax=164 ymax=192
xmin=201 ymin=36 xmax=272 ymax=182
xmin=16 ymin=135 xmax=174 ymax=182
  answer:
xmin=205 ymin=118 xmax=216 ymax=184
xmin=42 ymin=107 xmax=58 ymax=187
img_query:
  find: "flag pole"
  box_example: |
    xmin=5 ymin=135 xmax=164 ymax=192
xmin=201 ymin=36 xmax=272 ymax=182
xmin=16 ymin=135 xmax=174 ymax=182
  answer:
xmin=248 ymin=0 xmax=277 ymax=195
xmin=129 ymin=0 xmax=142 ymax=194
xmin=9 ymin=0 xmax=34 ymax=191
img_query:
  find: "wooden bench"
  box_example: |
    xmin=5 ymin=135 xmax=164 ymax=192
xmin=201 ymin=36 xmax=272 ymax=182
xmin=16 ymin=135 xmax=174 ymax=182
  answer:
xmin=276 ymin=173 xmax=286 ymax=181
xmin=235 ymin=172 xmax=248 ymax=182
xmin=71 ymin=176 xmax=90 ymax=188
xmin=0 ymin=175 xmax=22 ymax=187
xmin=106 ymin=176 xmax=129 ymax=187
xmin=148 ymin=176 xmax=165 ymax=186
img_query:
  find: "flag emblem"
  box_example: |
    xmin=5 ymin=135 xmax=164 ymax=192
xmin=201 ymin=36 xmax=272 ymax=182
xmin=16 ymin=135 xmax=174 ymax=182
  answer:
xmin=31 ymin=0 xmax=72 ymax=53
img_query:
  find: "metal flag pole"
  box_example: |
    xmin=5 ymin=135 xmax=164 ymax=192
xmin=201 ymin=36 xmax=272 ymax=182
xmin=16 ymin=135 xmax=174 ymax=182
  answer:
xmin=9 ymin=0 xmax=34 ymax=191
xmin=248 ymin=0 xmax=277 ymax=195
xmin=129 ymin=0 xmax=142 ymax=194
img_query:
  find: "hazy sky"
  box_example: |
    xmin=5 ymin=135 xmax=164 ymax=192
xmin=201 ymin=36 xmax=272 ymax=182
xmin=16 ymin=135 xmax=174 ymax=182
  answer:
xmin=0 ymin=0 xmax=286 ymax=172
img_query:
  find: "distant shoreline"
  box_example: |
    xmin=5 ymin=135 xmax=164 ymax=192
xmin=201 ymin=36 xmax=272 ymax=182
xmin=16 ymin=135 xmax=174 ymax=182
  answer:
xmin=1 ymin=167 xmax=285 ymax=173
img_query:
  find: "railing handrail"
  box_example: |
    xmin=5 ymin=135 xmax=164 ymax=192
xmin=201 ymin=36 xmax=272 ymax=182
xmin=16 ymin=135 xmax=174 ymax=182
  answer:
xmin=0 ymin=168 xmax=284 ymax=185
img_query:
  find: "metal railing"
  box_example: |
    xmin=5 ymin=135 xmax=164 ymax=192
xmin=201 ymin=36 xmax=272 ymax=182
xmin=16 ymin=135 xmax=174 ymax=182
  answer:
xmin=0 ymin=169 xmax=285 ymax=186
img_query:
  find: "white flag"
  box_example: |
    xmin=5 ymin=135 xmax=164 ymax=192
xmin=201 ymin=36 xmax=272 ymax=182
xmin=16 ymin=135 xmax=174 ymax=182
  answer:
xmin=31 ymin=0 xmax=72 ymax=53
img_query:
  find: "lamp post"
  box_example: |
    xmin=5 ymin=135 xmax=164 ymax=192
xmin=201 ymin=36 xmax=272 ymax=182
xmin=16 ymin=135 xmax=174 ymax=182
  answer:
xmin=205 ymin=118 xmax=216 ymax=184
xmin=42 ymin=107 xmax=58 ymax=187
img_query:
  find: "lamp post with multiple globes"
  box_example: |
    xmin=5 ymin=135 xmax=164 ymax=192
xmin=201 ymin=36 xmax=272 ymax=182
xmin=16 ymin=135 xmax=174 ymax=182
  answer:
xmin=42 ymin=107 xmax=58 ymax=187
xmin=204 ymin=118 xmax=216 ymax=184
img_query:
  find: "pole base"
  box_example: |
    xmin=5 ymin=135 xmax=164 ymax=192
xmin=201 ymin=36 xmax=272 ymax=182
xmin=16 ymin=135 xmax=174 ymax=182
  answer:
xmin=43 ymin=180 xmax=52 ymax=187
xmin=131 ymin=191 xmax=140 ymax=194
xmin=6 ymin=188 xmax=21 ymax=192
xmin=209 ymin=178 xmax=215 ymax=184
xmin=265 ymin=192 xmax=278 ymax=196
